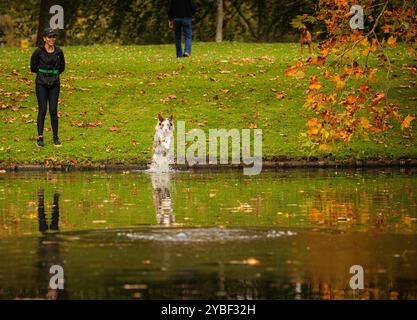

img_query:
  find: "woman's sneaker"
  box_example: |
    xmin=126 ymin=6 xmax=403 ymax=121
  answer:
xmin=53 ymin=136 xmax=62 ymax=147
xmin=36 ymin=136 xmax=44 ymax=147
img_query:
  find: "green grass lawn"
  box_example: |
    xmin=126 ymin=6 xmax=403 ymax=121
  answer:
xmin=0 ymin=42 xmax=416 ymax=166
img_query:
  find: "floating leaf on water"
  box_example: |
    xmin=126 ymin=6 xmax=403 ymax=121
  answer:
xmin=244 ymin=258 xmax=261 ymax=266
xmin=208 ymin=191 xmax=217 ymax=198
xmin=123 ymin=284 xmax=148 ymax=290
xmin=42 ymin=241 xmax=59 ymax=245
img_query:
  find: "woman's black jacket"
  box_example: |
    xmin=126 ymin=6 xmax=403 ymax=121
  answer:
xmin=30 ymin=46 xmax=65 ymax=87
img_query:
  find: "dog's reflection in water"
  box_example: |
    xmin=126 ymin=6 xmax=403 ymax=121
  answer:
xmin=150 ymin=174 xmax=175 ymax=225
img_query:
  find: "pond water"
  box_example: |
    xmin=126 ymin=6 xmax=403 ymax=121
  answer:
xmin=0 ymin=169 xmax=416 ymax=299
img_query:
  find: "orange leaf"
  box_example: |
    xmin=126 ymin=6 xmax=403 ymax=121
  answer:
xmin=160 ymin=95 xmax=177 ymax=103
xmin=275 ymin=93 xmax=285 ymax=100
xmin=309 ymin=56 xmax=326 ymax=66
xmin=285 ymin=61 xmax=304 ymax=76
xmin=359 ymin=84 xmax=369 ymax=94
xmin=371 ymin=92 xmax=385 ymax=106
xmin=371 ymin=38 xmax=378 ymax=52
xmin=309 ymin=77 xmax=322 ymax=90
xmin=307 ymin=118 xmax=317 ymax=128
xmin=382 ymin=25 xmax=391 ymax=33
xmin=318 ymin=144 xmax=330 ymax=151
xmin=346 ymin=96 xmax=357 ymax=104
xmin=319 ymin=47 xmax=330 ymax=56
xmin=307 ymin=118 xmax=320 ymax=135
xmin=387 ymin=36 xmax=396 ymax=48
xmin=110 ymin=125 xmax=121 ymax=132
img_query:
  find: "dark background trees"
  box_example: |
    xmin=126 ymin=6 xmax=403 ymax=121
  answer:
xmin=1 ymin=0 xmax=317 ymax=47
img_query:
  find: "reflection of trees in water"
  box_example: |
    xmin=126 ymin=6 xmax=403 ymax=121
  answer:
xmin=305 ymin=185 xmax=415 ymax=231
xmin=151 ymin=174 xmax=175 ymax=226
xmin=305 ymin=278 xmax=402 ymax=300
xmin=285 ymin=272 xmax=417 ymax=300
xmin=141 ymin=272 xmax=410 ymax=300
xmin=36 ymin=189 xmax=66 ymax=300
xmin=144 ymin=273 xmax=264 ymax=299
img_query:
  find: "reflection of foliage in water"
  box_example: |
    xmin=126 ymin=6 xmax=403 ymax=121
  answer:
xmin=0 ymin=170 xmax=416 ymax=237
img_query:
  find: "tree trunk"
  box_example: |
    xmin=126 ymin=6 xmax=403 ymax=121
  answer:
xmin=36 ymin=0 xmax=68 ymax=46
xmin=231 ymin=0 xmax=259 ymax=41
xmin=257 ymin=0 xmax=266 ymax=41
xmin=215 ymin=0 xmax=224 ymax=42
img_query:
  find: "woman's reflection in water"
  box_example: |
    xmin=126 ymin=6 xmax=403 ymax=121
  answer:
xmin=151 ymin=174 xmax=175 ymax=225
xmin=37 ymin=189 xmax=66 ymax=300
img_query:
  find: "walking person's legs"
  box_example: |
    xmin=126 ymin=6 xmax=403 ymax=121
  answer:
xmin=48 ymin=85 xmax=60 ymax=140
xmin=174 ymin=18 xmax=183 ymax=58
xmin=35 ymin=83 xmax=48 ymax=146
xmin=183 ymin=18 xmax=192 ymax=57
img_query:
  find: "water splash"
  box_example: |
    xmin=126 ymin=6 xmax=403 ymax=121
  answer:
xmin=148 ymin=151 xmax=172 ymax=173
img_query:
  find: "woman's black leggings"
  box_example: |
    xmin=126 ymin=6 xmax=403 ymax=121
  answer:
xmin=36 ymin=83 xmax=60 ymax=137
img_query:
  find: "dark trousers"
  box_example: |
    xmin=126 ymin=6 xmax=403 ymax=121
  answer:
xmin=174 ymin=17 xmax=192 ymax=58
xmin=36 ymin=83 xmax=60 ymax=137
xmin=38 ymin=189 xmax=60 ymax=233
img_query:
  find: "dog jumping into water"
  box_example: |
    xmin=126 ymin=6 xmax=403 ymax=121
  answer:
xmin=150 ymin=113 xmax=174 ymax=172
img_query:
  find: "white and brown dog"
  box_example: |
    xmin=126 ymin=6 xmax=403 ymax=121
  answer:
xmin=150 ymin=113 xmax=174 ymax=172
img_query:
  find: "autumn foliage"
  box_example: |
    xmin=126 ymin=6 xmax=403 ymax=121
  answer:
xmin=286 ymin=0 xmax=416 ymax=151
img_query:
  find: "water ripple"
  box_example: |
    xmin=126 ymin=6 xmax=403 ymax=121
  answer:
xmin=117 ymin=228 xmax=297 ymax=243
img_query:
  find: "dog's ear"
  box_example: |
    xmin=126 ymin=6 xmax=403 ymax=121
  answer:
xmin=158 ymin=113 xmax=164 ymax=123
xmin=168 ymin=114 xmax=173 ymax=123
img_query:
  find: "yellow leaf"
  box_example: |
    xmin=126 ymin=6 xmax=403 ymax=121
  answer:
xmin=360 ymin=38 xmax=370 ymax=47
xmin=360 ymin=117 xmax=370 ymax=129
xmin=295 ymin=70 xmax=305 ymax=79
xmin=333 ymin=75 xmax=345 ymax=89
xmin=401 ymin=115 xmax=415 ymax=130
xmin=20 ymin=39 xmax=29 ymax=49
xmin=321 ymin=128 xmax=330 ymax=140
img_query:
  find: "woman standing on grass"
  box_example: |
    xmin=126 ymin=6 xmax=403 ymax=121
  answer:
xmin=30 ymin=28 xmax=65 ymax=147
